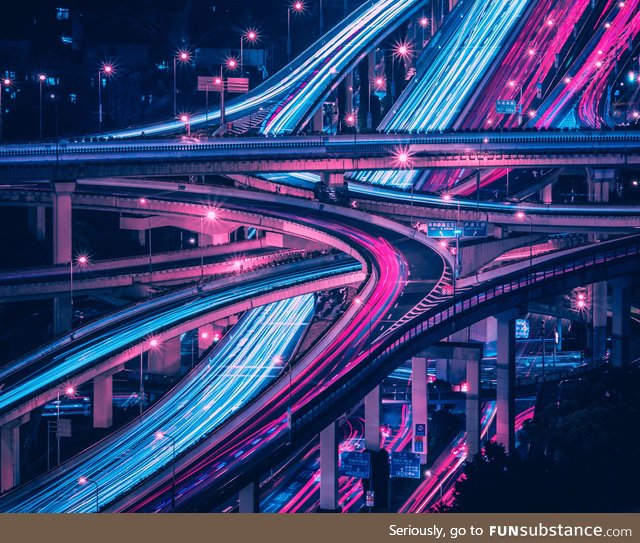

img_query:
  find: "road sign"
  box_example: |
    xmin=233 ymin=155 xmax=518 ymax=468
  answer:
xmin=340 ymin=451 xmax=371 ymax=478
xmin=413 ymin=423 xmax=426 ymax=453
xmin=197 ymin=76 xmax=218 ymax=92
xmin=427 ymin=221 xmax=457 ymax=238
xmin=496 ymin=99 xmax=517 ymax=114
xmin=391 ymin=451 xmax=422 ymax=479
xmin=462 ymin=220 xmax=487 ymax=238
xmin=365 ymin=490 xmax=375 ymax=507
xmin=226 ymin=77 xmax=249 ymax=93
xmin=56 ymin=418 xmax=72 ymax=438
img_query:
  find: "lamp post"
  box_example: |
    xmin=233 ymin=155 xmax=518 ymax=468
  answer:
xmin=288 ymin=1 xmax=305 ymax=63
xmin=54 ymin=385 xmax=75 ymax=466
xmin=78 ymin=476 xmax=99 ymax=513
xmin=391 ymin=41 xmax=412 ymax=105
xmin=38 ymin=74 xmax=46 ymax=139
xmin=200 ymin=210 xmax=217 ymax=280
xmin=354 ymin=297 xmax=372 ymax=352
xmin=173 ymin=50 xmax=191 ymax=118
xmin=70 ymin=255 xmax=89 ymax=318
xmin=98 ymin=63 xmax=114 ymax=132
xmin=216 ymin=58 xmax=238 ymax=129
xmin=179 ymin=114 xmax=191 ymax=137
xmin=418 ymin=15 xmax=429 ymax=47
xmin=240 ymin=30 xmax=257 ymax=77
xmin=155 ymin=431 xmax=177 ymax=512
xmin=0 ymin=77 xmax=11 ymax=142
xmin=508 ymin=80 xmax=523 ymax=126
xmin=140 ymin=338 xmax=159 ymax=414
xmin=516 ymin=211 xmax=533 ymax=267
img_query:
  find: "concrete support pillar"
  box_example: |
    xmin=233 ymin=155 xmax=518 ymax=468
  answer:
xmin=540 ymin=183 xmax=553 ymax=204
xmin=51 ymin=180 xmax=75 ymax=266
xmin=496 ymin=311 xmax=517 ymax=454
xmin=148 ymin=336 xmax=182 ymax=376
xmin=239 ymin=480 xmax=260 ymax=513
xmin=364 ymin=386 xmax=381 ymax=451
xmin=411 ymin=357 xmax=428 ymax=465
xmin=133 ymin=229 xmax=146 ymax=247
xmin=93 ymin=374 xmax=113 ymax=429
xmin=611 ymin=282 xmax=632 ymax=367
xmin=591 ymin=281 xmax=607 ymax=362
xmin=51 ymin=180 xmax=75 ymax=336
xmin=469 ymin=317 xmax=497 ymax=352
xmin=466 ymin=357 xmax=481 ymax=459
xmin=322 ymin=171 xmax=345 ymax=187
xmin=27 ymin=206 xmax=46 ymax=240
xmin=313 ymin=104 xmax=324 ymax=133
xmin=1 ymin=415 xmax=29 ymax=493
xmin=319 ymin=421 xmax=339 ymax=512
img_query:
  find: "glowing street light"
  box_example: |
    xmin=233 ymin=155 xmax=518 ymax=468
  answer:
xmin=38 ymin=74 xmax=46 ymax=139
xmin=70 ymin=254 xmax=90 ymax=316
xmin=240 ymin=29 xmax=258 ymax=76
xmin=516 ymin=211 xmax=534 ymax=267
xmin=78 ymin=477 xmax=99 ymax=513
xmin=287 ymin=1 xmax=305 ymax=62
xmin=173 ymin=49 xmax=191 ymax=117
xmin=140 ymin=337 xmax=160 ymax=414
xmin=98 ymin=63 xmax=115 ymax=132
xmin=179 ymin=113 xmax=191 ymax=137
xmin=200 ymin=210 xmax=218 ymax=280
xmin=154 ymin=431 xmax=177 ymax=512
xmin=0 ymin=77 xmax=11 ymax=141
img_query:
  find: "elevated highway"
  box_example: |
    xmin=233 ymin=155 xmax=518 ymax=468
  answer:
xmin=1 ymin=131 xmax=640 ymax=181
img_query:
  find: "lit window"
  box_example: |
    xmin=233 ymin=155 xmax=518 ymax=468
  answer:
xmin=56 ymin=8 xmax=70 ymax=20
xmin=69 ymin=93 xmax=77 ymax=103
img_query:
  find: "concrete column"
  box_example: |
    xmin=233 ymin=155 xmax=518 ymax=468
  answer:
xmin=93 ymin=374 xmax=113 ymax=429
xmin=322 ymin=171 xmax=345 ymax=187
xmin=1 ymin=415 xmax=29 ymax=493
xmin=540 ymin=183 xmax=553 ymax=204
xmin=27 ymin=206 xmax=46 ymax=240
xmin=411 ymin=357 xmax=428 ymax=464
xmin=591 ymin=281 xmax=607 ymax=361
xmin=496 ymin=311 xmax=516 ymax=454
xmin=466 ymin=357 xmax=481 ymax=459
xmin=364 ymin=386 xmax=381 ymax=451
xmin=319 ymin=421 xmax=339 ymax=511
xmin=239 ymin=480 xmax=260 ymax=513
xmin=53 ymin=296 xmax=73 ymax=336
xmin=148 ymin=336 xmax=182 ymax=376
xmin=469 ymin=317 xmax=497 ymax=354
xmin=611 ymin=283 xmax=632 ymax=367
xmin=313 ymin=104 xmax=324 ymax=133
xmin=51 ymin=180 xmax=75 ymax=265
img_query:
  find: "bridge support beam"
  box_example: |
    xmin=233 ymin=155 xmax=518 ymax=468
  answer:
xmin=27 ymin=206 xmax=46 ymax=241
xmin=239 ymin=480 xmax=260 ymax=513
xmin=496 ymin=310 xmax=517 ymax=454
xmin=321 ymin=171 xmax=346 ymax=188
xmin=469 ymin=317 xmax=497 ymax=354
xmin=364 ymin=386 xmax=381 ymax=452
xmin=611 ymin=281 xmax=632 ymax=367
xmin=411 ymin=357 xmax=428 ymax=465
xmin=93 ymin=374 xmax=113 ymax=429
xmin=540 ymin=183 xmax=553 ymax=204
xmin=51 ymin=180 xmax=76 ymax=336
xmin=319 ymin=421 xmax=340 ymax=512
xmin=466 ymin=357 xmax=481 ymax=459
xmin=148 ymin=336 xmax=181 ymax=376
xmin=313 ymin=105 xmax=324 ymax=133
xmin=1 ymin=414 xmax=29 ymax=493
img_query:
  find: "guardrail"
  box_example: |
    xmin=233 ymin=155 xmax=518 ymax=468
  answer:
xmin=293 ymin=234 xmax=640 ymax=435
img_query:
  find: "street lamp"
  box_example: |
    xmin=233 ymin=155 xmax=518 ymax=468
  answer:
xmin=354 ymin=297 xmax=372 ymax=352
xmin=288 ymin=1 xmax=305 ymax=63
xmin=51 ymin=385 xmax=75 ymax=467
xmin=368 ymin=76 xmax=385 ymax=129
xmin=0 ymin=77 xmax=11 ymax=142
xmin=140 ymin=337 xmax=160 ymax=414
xmin=200 ymin=210 xmax=217 ymax=280
xmin=155 ymin=431 xmax=177 ymax=512
xmin=216 ymin=57 xmax=238 ymax=128
xmin=38 ymin=74 xmax=46 ymax=139
xmin=418 ymin=15 xmax=429 ymax=46
xmin=516 ymin=211 xmax=533 ymax=268
xmin=173 ymin=50 xmax=191 ymax=118
xmin=78 ymin=476 xmax=99 ymax=513
xmin=240 ymin=29 xmax=258 ymax=77
xmin=179 ymin=114 xmax=191 ymax=137
xmin=391 ymin=41 xmax=412 ymax=104
xmin=508 ymin=80 xmax=524 ymax=125
xmin=70 ymin=254 xmax=89 ymax=317
xmin=98 ymin=63 xmax=114 ymax=132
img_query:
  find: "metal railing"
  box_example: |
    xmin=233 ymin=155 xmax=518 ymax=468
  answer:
xmin=293 ymin=235 xmax=640 ymax=433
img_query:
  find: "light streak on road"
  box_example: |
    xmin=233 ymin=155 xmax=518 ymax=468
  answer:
xmin=0 ymin=296 xmax=315 ymax=513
